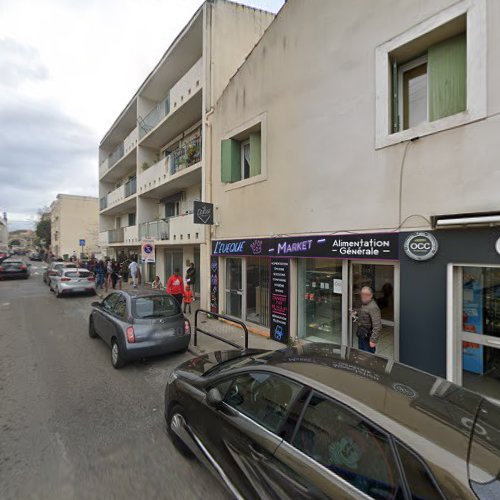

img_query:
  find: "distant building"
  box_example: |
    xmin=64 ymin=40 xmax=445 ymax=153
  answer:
xmin=8 ymin=229 xmax=35 ymax=249
xmin=50 ymin=194 xmax=99 ymax=258
xmin=0 ymin=213 xmax=8 ymax=251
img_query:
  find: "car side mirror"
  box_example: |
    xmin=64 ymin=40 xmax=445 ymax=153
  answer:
xmin=91 ymin=301 xmax=101 ymax=308
xmin=206 ymin=388 xmax=223 ymax=408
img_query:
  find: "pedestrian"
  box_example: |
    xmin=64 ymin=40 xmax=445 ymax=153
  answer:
xmin=151 ymin=275 xmax=163 ymax=290
xmin=128 ymin=258 xmax=138 ymax=288
xmin=183 ymin=283 xmax=193 ymax=314
xmin=186 ymin=262 xmax=196 ymax=298
xmin=166 ymin=268 xmax=184 ymax=306
xmin=112 ymin=260 xmax=121 ymax=290
xmin=95 ymin=260 xmax=106 ymax=292
xmin=351 ymin=286 xmax=382 ymax=354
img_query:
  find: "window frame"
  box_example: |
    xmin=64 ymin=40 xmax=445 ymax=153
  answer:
xmin=240 ymin=139 xmax=251 ymax=181
xmin=397 ymin=55 xmax=429 ymax=132
xmin=375 ymin=0 xmax=486 ymax=149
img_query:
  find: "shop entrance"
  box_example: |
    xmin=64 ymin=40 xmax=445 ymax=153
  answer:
xmin=349 ymin=262 xmax=399 ymax=359
xmin=164 ymin=249 xmax=183 ymax=281
xmin=448 ymin=265 xmax=500 ymax=402
xmin=225 ymin=258 xmax=243 ymax=318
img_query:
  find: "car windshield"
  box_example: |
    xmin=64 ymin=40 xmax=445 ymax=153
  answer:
xmin=133 ymin=295 xmax=180 ymax=319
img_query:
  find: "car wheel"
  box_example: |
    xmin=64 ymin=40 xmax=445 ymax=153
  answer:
xmin=89 ymin=318 xmax=98 ymax=339
xmin=167 ymin=404 xmax=193 ymax=458
xmin=111 ymin=339 xmax=125 ymax=369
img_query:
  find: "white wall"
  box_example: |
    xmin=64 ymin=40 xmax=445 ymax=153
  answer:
xmin=211 ymin=0 xmax=500 ymax=240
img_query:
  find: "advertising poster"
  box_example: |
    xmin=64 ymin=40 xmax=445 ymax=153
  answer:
xmin=210 ymin=256 xmax=219 ymax=313
xmin=462 ymin=267 xmax=484 ymax=375
xmin=270 ymin=258 xmax=290 ymax=344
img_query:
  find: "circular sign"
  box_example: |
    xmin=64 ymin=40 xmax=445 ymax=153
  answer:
xmin=403 ymin=232 xmax=439 ymax=261
xmin=143 ymin=244 xmax=153 ymax=254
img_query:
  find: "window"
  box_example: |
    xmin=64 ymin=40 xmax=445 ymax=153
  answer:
xmin=221 ymin=131 xmax=261 ymax=184
xmin=396 ymin=443 xmax=443 ymax=500
xmin=128 ymin=213 xmax=136 ymax=226
xmin=392 ymin=31 xmax=466 ymax=133
xmin=113 ymin=296 xmax=127 ymax=318
xmin=132 ymin=295 xmax=180 ymax=319
xmin=103 ymin=293 xmax=119 ymax=312
xmin=225 ymin=372 xmax=302 ymax=433
xmin=292 ymin=393 xmax=402 ymax=499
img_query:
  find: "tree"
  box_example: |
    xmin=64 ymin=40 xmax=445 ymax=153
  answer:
xmin=35 ymin=210 xmax=51 ymax=248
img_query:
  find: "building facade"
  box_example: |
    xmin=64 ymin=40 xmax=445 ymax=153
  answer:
xmin=98 ymin=0 xmax=274 ymax=302
xmin=50 ymin=194 xmax=99 ymax=258
xmin=209 ymin=0 xmax=500 ymax=399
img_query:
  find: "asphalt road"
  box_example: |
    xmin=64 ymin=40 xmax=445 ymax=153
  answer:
xmin=0 ymin=262 xmax=228 ymax=500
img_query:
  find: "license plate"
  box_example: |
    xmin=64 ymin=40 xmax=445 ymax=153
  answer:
xmin=73 ymin=287 xmax=85 ymax=292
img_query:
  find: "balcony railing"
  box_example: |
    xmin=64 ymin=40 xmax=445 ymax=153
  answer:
xmin=99 ymin=196 xmax=108 ymax=211
xmin=138 ymin=96 xmax=170 ymax=139
xmin=125 ymin=177 xmax=137 ymax=197
xmin=170 ymin=137 xmax=202 ymax=175
xmin=108 ymin=228 xmax=124 ymax=244
xmin=139 ymin=220 xmax=169 ymax=241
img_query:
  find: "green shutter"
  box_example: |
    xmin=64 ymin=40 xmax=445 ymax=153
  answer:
xmin=249 ymin=133 xmax=261 ymax=177
xmin=428 ymin=33 xmax=466 ymax=122
xmin=221 ymin=139 xmax=241 ymax=183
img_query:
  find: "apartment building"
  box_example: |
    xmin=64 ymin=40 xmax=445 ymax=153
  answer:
xmin=209 ymin=0 xmax=500 ymax=399
xmin=98 ymin=0 xmax=274 ymax=302
xmin=50 ymin=194 xmax=99 ymax=258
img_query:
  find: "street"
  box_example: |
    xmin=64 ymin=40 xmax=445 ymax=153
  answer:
xmin=0 ymin=263 xmax=227 ymax=500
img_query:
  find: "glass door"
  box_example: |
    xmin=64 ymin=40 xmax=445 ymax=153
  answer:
xmin=452 ymin=266 xmax=500 ymax=401
xmin=349 ymin=262 xmax=398 ymax=359
xmin=246 ymin=257 xmax=270 ymax=327
xmin=225 ymin=258 xmax=243 ymax=319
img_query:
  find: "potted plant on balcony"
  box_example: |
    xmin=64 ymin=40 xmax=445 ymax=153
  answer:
xmin=141 ymin=162 xmax=150 ymax=172
xmin=186 ymin=142 xmax=198 ymax=166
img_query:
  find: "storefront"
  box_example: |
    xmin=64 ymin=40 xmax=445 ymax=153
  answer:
xmin=213 ymin=227 xmax=500 ymax=400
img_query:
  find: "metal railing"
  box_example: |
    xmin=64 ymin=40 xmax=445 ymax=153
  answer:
xmin=138 ymin=96 xmax=170 ymax=139
xmin=108 ymin=228 xmax=124 ymax=244
xmin=139 ymin=220 xmax=169 ymax=240
xmin=170 ymin=136 xmax=202 ymax=175
xmin=194 ymin=310 xmax=249 ymax=349
xmin=99 ymin=196 xmax=108 ymax=211
xmin=125 ymin=176 xmax=137 ymax=197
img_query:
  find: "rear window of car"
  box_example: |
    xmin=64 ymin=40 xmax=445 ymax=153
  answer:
xmin=64 ymin=271 xmax=91 ymax=278
xmin=133 ymin=295 xmax=180 ymax=319
xmin=468 ymin=399 xmax=500 ymax=498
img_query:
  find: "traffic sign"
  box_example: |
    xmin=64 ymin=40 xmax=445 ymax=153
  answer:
xmin=79 ymin=239 xmax=86 ymax=247
xmin=141 ymin=239 xmax=155 ymax=263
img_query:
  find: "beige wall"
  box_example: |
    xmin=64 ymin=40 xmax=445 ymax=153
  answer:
xmin=211 ymin=0 xmax=500 ymax=240
xmin=51 ymin=195 xmax=99 ymax=257
xmin=0 ymin=220 xmax=8 ymax=250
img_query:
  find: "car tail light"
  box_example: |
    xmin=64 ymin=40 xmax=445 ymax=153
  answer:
xmin=60 ymin=277 xmax=71 ymax=282
xmin=87 ymin=277 xmax=95 ymax=282
xmin=184 ymin=320 xmax=191 ymax=335
xmin=0 ymin=266 xmax=3 ymax=272
xmin=20 ymin=265 xmax=27 ymax=270
xmin=126 ymin=326 xmax=135 ymax=343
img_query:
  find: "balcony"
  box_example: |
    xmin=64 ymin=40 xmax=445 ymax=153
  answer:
xmin=98 ymin=231 xmax=109 ymax=246
xmin=124 ymin=176 xmax=137 ymax=197
xmin=99 ymin=196 xmax=107 ymax=211
xmin=99 ymin=127 xmax=138 ymax=182
xmin=139 ymin=58 xmax=203 ymax=149
xmin=123 ymin=225 xmax=139 ymax=245
xmin=100 ymin=177 xmax=137 ymax=214
xmin=139 ymin=220 xmax=169 ymax=241
xmin=108 ymin=228 xmax=124 ymax=244
xmin=138 ymin=137 xmax=202 ymax=199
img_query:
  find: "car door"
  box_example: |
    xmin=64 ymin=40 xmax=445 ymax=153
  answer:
xmin=271 ymin=391 xmax=406 ymax=499
xmin=93 ymin=293 xmax=120 ymax=343
xmin=50 ymin=270 xmax=62 ymax=290
xmin=196 ymin=371 xmax=304 ymax=499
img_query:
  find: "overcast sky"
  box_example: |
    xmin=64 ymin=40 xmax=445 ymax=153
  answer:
xmin=0 ymin=0 xmax=284 ymax=230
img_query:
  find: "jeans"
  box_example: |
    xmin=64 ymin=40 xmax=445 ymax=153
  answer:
xmin=173 ymin=294 xmax=183 ymax=306
xmin=358 ymin=336 xmax=376 ymax=354
xmin=183 ymin=303 xmax=191 ymax=314
xmin=96 ymin=275 xmax=105 ymax=289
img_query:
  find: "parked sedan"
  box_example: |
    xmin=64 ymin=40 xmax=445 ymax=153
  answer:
xmin=165 ymin=343 xmax=500 ymax=500
xmin=0 ymin=259 xmax=30 ymax=280
xmin=43 ymin=261 xmax=77 ymax=284
xmin=50 ymin=268 xmax=96 ymax=297
xmin=89 ymin=290 xmax=191 ymax=368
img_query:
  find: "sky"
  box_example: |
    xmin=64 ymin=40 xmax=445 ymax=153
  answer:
xmin=0 ymin=0 xmax=284 ymax=230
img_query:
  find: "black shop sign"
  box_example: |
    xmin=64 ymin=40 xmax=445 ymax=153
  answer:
xmin=212 ymin=233 xmax=399 ymax=260
xmin=270 ymin=258 xmax=290 ymax=344
xmin=193 ymin=201 xmax=214 ymax=225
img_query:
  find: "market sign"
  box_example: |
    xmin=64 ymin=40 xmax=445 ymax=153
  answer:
xmin=270 ymin=258 xmax=290 ymax=344
xmin=403 ymin=232 xmax=439 ymax=262
xmin=212 ymin=233 xmax=399 ymax=260
xmin=193 ymin=201 xmax=214 ymax=225
xmin=141 ymin=238 xmax=155 ymax=263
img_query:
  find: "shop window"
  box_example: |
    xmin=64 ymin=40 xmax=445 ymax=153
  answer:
xmin=221 ymin=130 xmax=261 ymax=183
xmin=392 ymin=29 xmax=466 ymax=133
xmin=298 ymin=259 xmax=343 ymax=344
xmin=246 ymin=257 xmax=270 ymax=327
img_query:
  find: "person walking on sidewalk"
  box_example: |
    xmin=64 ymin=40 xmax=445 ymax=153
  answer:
xmin=185 ymin=262 xmax=196 ymax=297
xmin=352 ymin=286 xmax=382 ymax=354
xmin=183 ymin=284 xmax=193 ymax=314
xmin=151 ymin=275 xmax=163 ymax=290
xmin=166 ymin=268 xmax=184 ymax=306
xmin=128 ymin=258 xmax=138 ymax=288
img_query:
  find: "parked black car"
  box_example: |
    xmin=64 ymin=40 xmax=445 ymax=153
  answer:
xmin=0 ymin=259 xmax=30 ymax=280
xmin=28 ymin=251 xmax=42 ymax=261
xmin=89 ymin=290 xmax=191 ymax=368
xmin=165 ymin=343 xmax=500 ymax=499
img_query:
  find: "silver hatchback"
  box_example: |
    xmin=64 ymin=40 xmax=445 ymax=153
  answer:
xmin=50 ymin=268 xmax=96 ymax=297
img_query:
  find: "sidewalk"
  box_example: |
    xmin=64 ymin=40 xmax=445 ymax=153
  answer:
xmin=100 ymin=280 xmax=284 ymax=355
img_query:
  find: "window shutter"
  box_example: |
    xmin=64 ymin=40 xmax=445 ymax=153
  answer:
xmin=428 ymin=33 xmax=466 ymax=122
xmin=249 ymin=133 xmax=261 ymax=177
xmin=221 ymin=139 xmax=241 ymax=183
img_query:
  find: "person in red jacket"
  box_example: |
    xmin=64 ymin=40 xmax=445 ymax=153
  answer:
xmin=183 ymin=283 xmax=194 ymax=314
xmin=166 ymin=268 xmax=184 ymax=306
